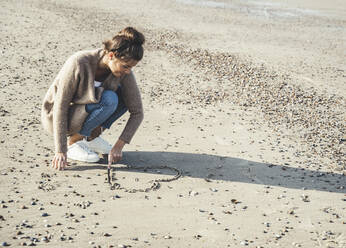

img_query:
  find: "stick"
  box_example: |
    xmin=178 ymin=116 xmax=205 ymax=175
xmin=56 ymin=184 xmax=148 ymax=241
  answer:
xmin=107 ymin=165 xmax=111 ymax=184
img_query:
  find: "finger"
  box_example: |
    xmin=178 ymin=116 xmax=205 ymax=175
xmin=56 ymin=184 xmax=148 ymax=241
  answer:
xmin=53 ymin=158 xmax=58 ymax=170
xmin=62 ymin=157 xmax=67 ymax=169
xmin=59 ymin=157 xmax=64 ymax=171
xmin=51 ymin=157 xmax=56 ymax=168
xmin=64 ymin=158 xmax=68 ymax=167
xmin=108 ymin=154 xmax=112 ymax=165
xmin=59 ymin=161 xmax=63 ymax=171
xmin=57 ymin=157 xmax=61 ymax=170
xmin=56 ymin=157 xmax=61 ymax=170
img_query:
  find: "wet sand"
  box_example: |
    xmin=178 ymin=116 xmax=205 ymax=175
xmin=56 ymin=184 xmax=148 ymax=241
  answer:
xmin=0 ymin=0 xmax=345 ymax=247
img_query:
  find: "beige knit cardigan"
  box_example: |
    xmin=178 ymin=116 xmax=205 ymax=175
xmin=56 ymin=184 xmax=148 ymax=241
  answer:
xmin=41 ymin=49 xmax=144 ymax=153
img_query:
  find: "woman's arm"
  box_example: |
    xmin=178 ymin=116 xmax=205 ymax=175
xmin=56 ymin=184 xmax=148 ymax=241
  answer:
xmin=107 ymin=72 xmax=143 ymax=165
xmin=51 ymin=57 xmax=80 ymax=170
xmin=118 ymin=72 xmax=144 ymax=143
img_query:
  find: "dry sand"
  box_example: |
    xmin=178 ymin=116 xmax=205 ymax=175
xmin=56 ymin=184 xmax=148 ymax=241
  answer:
xmin=0 ymin=0 xmax=345 ymax=247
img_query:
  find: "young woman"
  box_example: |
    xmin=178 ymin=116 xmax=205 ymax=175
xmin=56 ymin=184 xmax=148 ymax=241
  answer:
xmin=41 ymin=27 xmax=144 ymax=170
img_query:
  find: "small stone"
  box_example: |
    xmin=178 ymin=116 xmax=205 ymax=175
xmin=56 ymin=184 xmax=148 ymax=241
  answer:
xmin=164 ymin=235 xmax=172 ymax=239
xmin=231 ymin=199 xmax=241 ymax=204
xmin=41 ymin=213 xmax=49 ymax=217
xmin=240 ymin=240 xmax=248 ymax=246
xmin=1 ymin=242 xmax=9 ymax=247
xmin=301 ymin=194 xmax=310 ymax=202
xmin=189 ymin=191 xmax=198 ymax=196
xmin=103 ymin=233 xmax=111 ymax=237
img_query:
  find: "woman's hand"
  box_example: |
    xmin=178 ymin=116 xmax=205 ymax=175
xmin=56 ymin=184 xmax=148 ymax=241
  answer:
xmin=51 ymin=152 xmax=68 ymax=170
xmin=108 ymin=139 xmax=126 ymax=165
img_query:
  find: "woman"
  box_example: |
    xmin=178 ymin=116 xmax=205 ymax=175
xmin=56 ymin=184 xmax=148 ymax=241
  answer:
xmin=41 ymin=27 xmax=144 ymax=170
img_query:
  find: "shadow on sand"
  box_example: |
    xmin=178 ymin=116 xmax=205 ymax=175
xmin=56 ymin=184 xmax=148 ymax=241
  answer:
xmin=68 ymin=151 xmax=346 ymax=193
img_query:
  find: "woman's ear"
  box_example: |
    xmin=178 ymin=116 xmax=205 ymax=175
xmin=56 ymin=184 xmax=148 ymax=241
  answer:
xmin=109 ymin=52 xmax=114 ymax=59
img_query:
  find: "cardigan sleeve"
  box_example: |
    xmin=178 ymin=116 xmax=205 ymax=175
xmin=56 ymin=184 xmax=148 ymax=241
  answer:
xmin=53 ymin=57 xmax=80 ymax=153
xmin=119 ymin=72 xmax=144 ymax=144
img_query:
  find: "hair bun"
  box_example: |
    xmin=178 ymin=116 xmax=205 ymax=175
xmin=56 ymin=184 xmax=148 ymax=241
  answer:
xmin=118 ymin=27 xmax=145 ymax=46
xmin=104 ymin=27 xmax=145 ymax=61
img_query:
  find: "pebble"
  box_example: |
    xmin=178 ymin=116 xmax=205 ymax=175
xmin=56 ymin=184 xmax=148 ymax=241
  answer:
xmin=240 ymin=240 xmax=249 ymax=246
xmin=189 ymin=191 xmax=198 ymax=196
xmin=231 ymin=199 xmax=241 ymax=204
xmin=301 ymin=194 xmax=310 ymax=202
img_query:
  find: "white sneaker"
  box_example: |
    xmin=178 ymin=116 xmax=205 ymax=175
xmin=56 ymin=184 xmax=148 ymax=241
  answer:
xmin=83 ymin=137 xmax=112 ymax=154
xmin=67 ymin=141 xmax=100 ymax=163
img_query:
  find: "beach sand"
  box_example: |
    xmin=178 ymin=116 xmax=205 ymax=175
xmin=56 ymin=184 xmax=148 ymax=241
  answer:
xmin=0 ymin=0 xmax=345 ymax=247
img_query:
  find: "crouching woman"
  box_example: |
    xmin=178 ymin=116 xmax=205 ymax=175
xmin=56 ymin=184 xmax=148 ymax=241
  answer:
xmin=41 ymin=27 xmax=145 ymax=170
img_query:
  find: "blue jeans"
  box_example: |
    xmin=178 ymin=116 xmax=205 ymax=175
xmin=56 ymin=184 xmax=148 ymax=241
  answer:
xmin=79 ymin=89 xmax=128 ymax=137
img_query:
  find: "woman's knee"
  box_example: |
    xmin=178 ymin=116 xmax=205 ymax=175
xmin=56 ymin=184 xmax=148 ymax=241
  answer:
xmin=101 ymin=90 xmax=118 ymax=111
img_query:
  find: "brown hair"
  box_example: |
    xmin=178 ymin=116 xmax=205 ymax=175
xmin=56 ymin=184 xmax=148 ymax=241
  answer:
xmin=103 ymin=27 xmax=145 ymax=61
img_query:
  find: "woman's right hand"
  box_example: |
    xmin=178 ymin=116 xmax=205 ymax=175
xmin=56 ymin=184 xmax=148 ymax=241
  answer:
xmin=51 ymin=152 xmax=68 ymax=170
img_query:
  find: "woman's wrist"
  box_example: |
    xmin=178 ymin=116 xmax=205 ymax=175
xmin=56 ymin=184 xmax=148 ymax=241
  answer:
xmin=114 ymin=139 xmax=126 ymax=149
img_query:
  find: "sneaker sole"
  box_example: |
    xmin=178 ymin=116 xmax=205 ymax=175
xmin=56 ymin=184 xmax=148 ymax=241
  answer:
xmin=67 ymin=154 xmax=100 ymax=163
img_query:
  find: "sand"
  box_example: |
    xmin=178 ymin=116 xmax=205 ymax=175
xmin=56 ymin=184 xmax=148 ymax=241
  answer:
xmin=0 ymin=0 xmax=345 ymax=247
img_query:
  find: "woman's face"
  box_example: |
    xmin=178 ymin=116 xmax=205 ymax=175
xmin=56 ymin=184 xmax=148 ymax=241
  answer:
xmin=107 ymin=53 xmax=138 ymax=78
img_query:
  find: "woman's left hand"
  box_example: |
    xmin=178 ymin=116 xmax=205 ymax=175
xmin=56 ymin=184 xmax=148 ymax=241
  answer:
xmin=108 ymin=139 xmax=126 ymax=165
